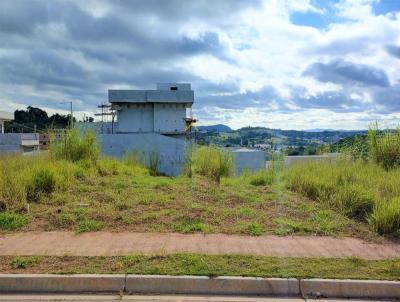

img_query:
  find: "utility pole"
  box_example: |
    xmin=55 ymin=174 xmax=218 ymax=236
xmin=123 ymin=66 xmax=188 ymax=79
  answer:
xmin=69 ymin=101 xmax=73 ymax=129
xmin=60 ymin=101 xmax=73 ymax=129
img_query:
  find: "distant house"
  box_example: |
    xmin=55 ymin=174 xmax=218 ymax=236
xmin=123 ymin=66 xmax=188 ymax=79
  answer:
xmin=0 ymin=111 xmax=13 ymax=134
xmin=108 ymin=83 xmax=194 ymax=136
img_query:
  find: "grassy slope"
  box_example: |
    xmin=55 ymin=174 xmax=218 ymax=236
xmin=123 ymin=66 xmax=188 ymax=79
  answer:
xmin=0 ymin=153 xmax=373 ymax=238
xmin=1 ymin=254 xmax=399 ymax=280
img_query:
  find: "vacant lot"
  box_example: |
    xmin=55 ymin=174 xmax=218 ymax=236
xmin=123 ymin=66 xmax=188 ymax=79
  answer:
xmin=0 ymin=152 xmax=377 ymax=239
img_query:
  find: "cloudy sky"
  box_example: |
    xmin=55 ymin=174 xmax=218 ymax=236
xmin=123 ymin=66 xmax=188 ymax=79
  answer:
xmin=1 ymin=0 xmax=400 ymax=130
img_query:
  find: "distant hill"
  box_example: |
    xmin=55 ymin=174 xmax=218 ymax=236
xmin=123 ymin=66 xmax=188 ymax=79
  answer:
xmin=197 ymin=124 xmax=232 ymax=133
xmin=199 ymin=126 xmax=367 ymax=152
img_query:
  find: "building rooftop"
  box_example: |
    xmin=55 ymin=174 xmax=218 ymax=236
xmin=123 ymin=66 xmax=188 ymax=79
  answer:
xmin=109 ymin=83 xmax=194 ymax=104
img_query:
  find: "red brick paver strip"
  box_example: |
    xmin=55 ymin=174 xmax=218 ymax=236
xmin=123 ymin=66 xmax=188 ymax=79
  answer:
xmin=0 ymin=232 xmax=399 ymax=259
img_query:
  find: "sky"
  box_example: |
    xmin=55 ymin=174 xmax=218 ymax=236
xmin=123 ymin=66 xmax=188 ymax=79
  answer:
xmin=1 ymin=0 xmax=400 ymax=130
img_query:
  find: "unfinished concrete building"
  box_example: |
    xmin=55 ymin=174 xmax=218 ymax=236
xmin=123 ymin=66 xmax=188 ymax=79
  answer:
xmin=76 ymin=83 xmax=195 ymax=176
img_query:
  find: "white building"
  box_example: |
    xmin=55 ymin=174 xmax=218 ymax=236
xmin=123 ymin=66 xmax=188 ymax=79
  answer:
xmin=108 ymin=83 xmax=194 ymax=136
xmin=0 ymin=111 xmax=13 ymax=133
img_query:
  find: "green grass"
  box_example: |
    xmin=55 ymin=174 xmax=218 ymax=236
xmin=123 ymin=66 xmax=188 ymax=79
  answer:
xmin=236 ymin=221 xmax=264 ymax=236
xmin=1 ymin=254 xmax=399 ymax=280
xmin=369 ymin=197 xmax=400 ymax=236
xmin=189 ymin=146 xmax=233 ymax=182
xmin=0 ymin=212 xmax=28 ymax=230
xmin=77 ymin=219 xmax=105 ymax=233
xmin=10 ymin=256 xmax=42 ymax=269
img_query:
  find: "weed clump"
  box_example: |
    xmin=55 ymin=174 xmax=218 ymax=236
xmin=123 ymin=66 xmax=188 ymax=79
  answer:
xmin=0 ymin=212 xmax=28 ymax=230
xmin=248 ymin=169 xmax=274 ymax=186
xmin=368 ymin=125 xmax=400 ymax=170
xmin=369 ymin=198 xmax=400 ymax=236
xmin=190 ymin=146 xmax=233 ymax=182
xmin=26 ymin=169 xmax=56 ymax=202
xmin=51 ymin=129 xmax=99 ymax=163
xmin=10 ymin=256 xmax=41 ymax=269
xmin=77 ymin=219 xmax=105 ymax=233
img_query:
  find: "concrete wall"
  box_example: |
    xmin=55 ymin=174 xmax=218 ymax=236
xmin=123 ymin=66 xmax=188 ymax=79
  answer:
xmin=0 ymin=133 xmax=39 ymax=154
xmin=117 ymin=103 xmax=154 ymax=133
xmin=99 ymin=133 xmax=188 ymax=176
xmin=154 ymin=103 xmax=186 ymax=133
xmin=75 ymin=122 xmax=118 ymax=134
xmin=231 ymin=148 xmax=266 ymax=175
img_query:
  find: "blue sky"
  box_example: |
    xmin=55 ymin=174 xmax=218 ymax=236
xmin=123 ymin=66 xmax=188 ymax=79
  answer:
xmin=0 ymin=0 xmax=400 ymax=130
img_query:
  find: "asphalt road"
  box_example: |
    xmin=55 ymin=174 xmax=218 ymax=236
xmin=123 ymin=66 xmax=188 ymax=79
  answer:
xmin=0 ymin=295 xmax=387 ymax=302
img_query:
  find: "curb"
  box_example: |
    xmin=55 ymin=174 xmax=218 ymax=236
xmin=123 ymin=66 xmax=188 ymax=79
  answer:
xmin=0 ymin=274 xmax=399 ymax=299
xmin=0 ymin=274 xmax=125 ymax=293
xmin=126 ymin=275 xmax=299 ymax=296
xmin=300 ymin=279 xmax=400 ymax=299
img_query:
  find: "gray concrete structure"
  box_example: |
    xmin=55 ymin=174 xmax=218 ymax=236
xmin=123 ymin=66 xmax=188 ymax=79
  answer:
xmin=0 ymin=111 xmax=13 ymax=134
xmin=76 ymin=83 xmax=195 ymax=176
xmin=0 ymin=274 xmax=125 ymax=293
xmin=0 ymin=133 xmax=40 ymax=154
xmin=109 ymin=83 xmax=194 ymax=134
xmin=99 ymin=133 xmax=187 ymax=176
xmin=1 ymin=274 xmax=398 ymax=299
xmin=126 ymin=276 xmax=300 ymax=296
xmin=230 ymin=148 xmax=266 ymax=175
xmin=300 ymin=279 xmax=400 ymax=299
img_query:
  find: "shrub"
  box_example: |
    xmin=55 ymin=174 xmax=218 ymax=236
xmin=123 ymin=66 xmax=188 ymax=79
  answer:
xmin=191 ymin=146 xmax=233 ymax=182
xmin=368 ymin=125 xmax=400 ymax=170
xmin=369 ymin=198 xmax=400 ymax=236
xmin=0 ymin=212 xmax=28 ymax=230
xmin=26 ymin=169 xmax=56 ymax=202
xmin=51 ymin=129 xmax=99 ymax=163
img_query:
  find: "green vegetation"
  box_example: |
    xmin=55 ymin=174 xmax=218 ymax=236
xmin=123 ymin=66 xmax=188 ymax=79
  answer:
xmin=190 ymin=146 xmax=233 ymax=182
xmin=1 ymin=254 xmax=399 ymax=280
xmin=0 ymin=212 xmax=28 ymax=230
xmin=77 ymin=219 xmax=105 ymax=233
xmin=10 ymin=256 xmax=41 ymax=269
xmin=50 ymin=129 xmax=99 ymax=163
xmin=1 ymin=128 xmax=398 ymax=238
xmin=368 ymin=125 xmax=400 ymax=170
xmin=287 ymin=160 xmax=400 ymax=236
xmin=370 ymin=197 xmax=400 ymax=236
xmin=26 ymin=168 xmax=56 ymax=202
xmin=0 ymin=147 xmax=363 ymax=236
xmin=287 ymin=125 xmax=400 ymax=237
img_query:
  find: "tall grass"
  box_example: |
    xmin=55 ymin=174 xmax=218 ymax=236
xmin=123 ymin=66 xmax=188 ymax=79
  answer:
xmin=50 ymin=129 xmax=99 ymax=163
xmin=286 ymin=159 xmax=400 ymax=235
xmin=190 ymin=146 xmax=233 ymax=182
xmin=368 ymin=124 xmax=400 ymax=170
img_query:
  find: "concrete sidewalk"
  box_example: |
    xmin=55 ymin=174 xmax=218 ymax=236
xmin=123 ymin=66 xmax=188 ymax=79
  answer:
xmin=0 ymin=232 xmax=399 ymax=259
